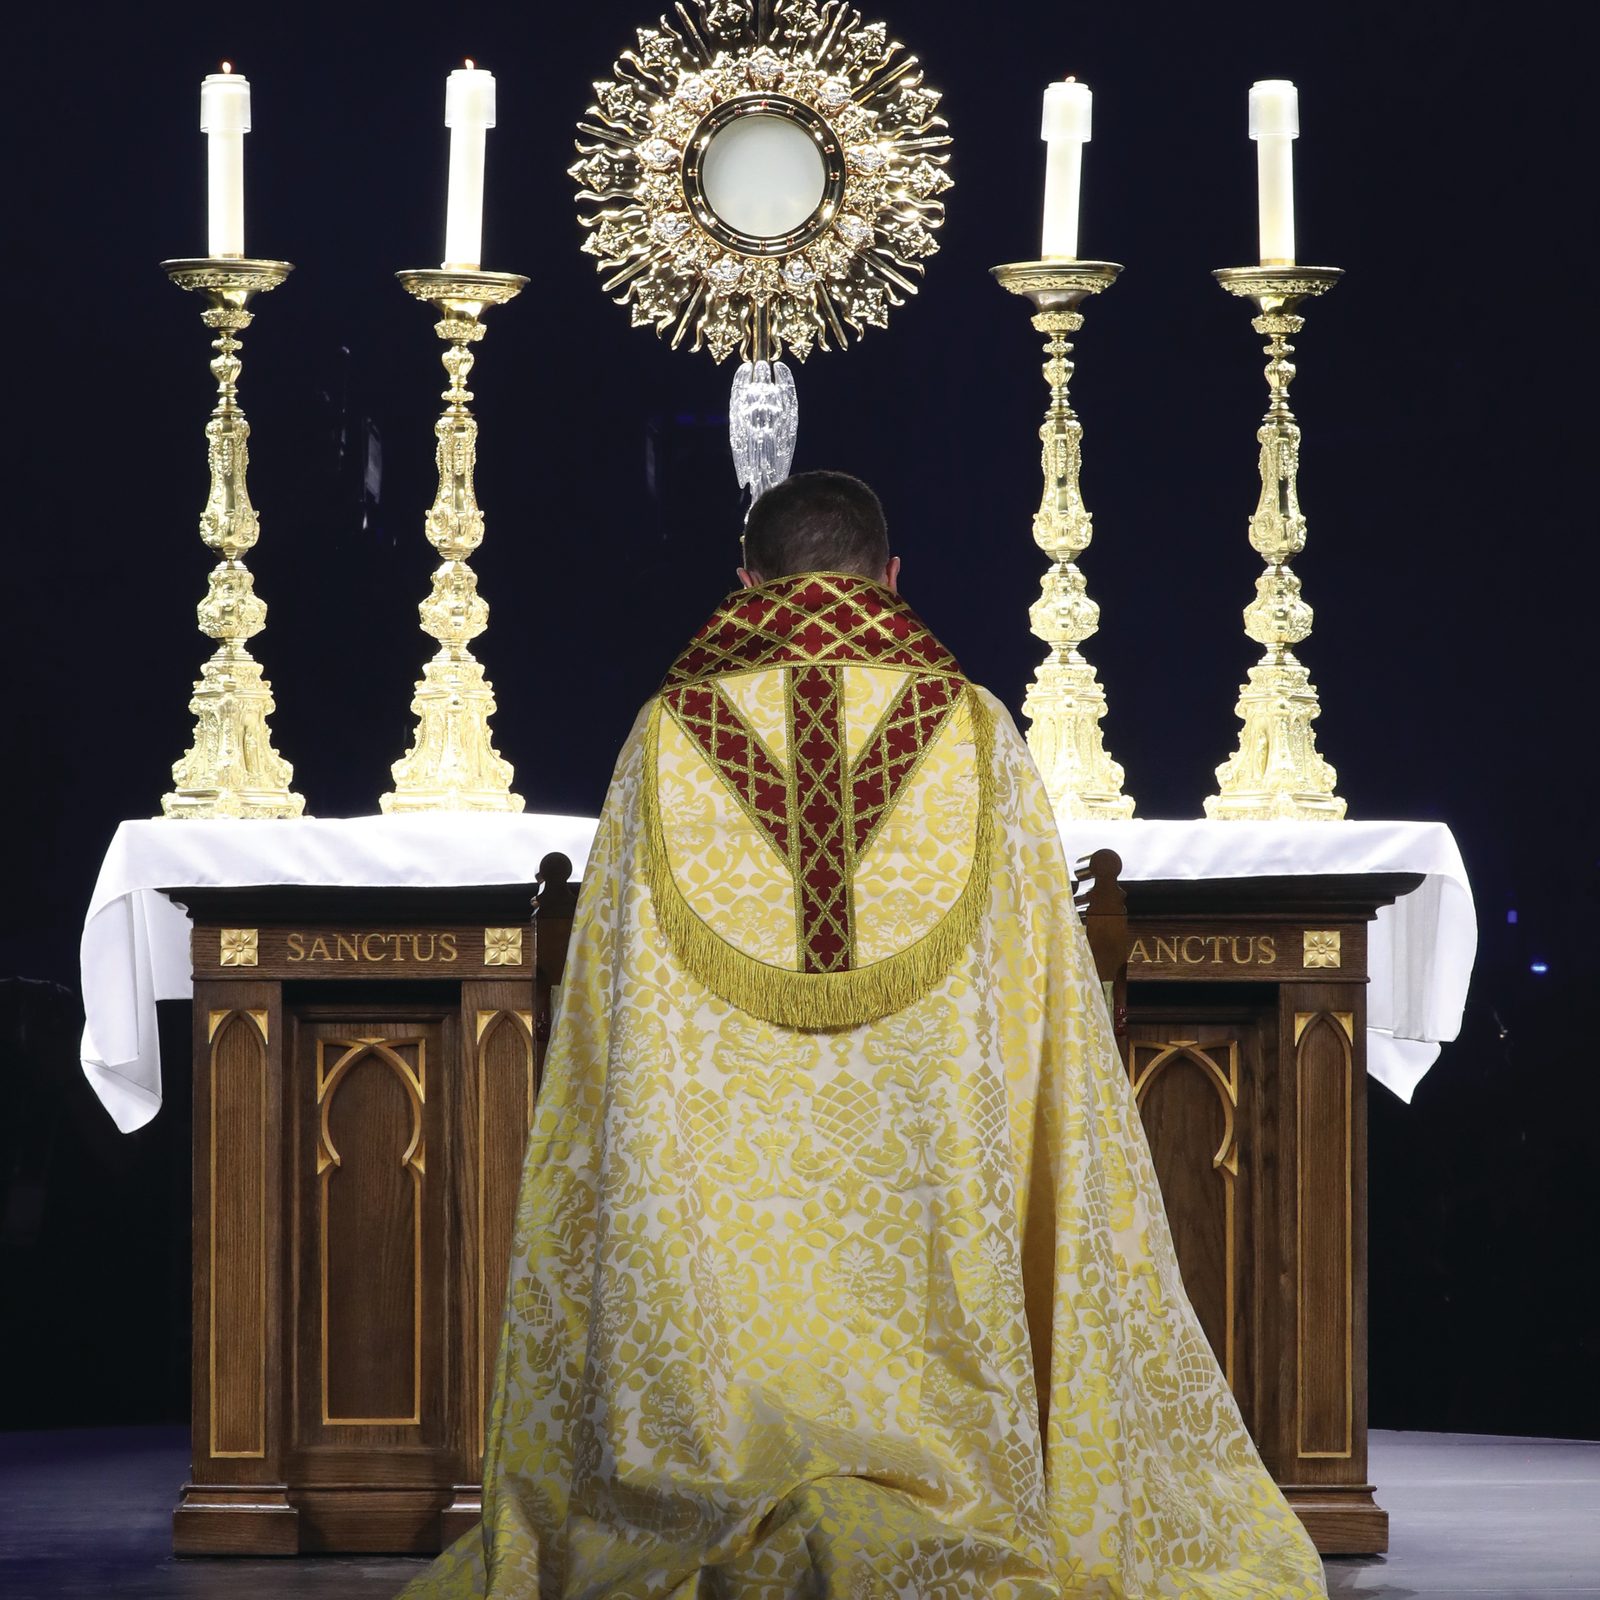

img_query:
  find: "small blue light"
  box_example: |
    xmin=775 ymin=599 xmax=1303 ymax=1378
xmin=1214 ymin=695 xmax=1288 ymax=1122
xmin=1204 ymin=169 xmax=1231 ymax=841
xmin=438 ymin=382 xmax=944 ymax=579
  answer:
xmin=1506 ymin=909 xmax=1519 ymax=924
xmin=1529 ymin=961 xmax=1549 ymax=975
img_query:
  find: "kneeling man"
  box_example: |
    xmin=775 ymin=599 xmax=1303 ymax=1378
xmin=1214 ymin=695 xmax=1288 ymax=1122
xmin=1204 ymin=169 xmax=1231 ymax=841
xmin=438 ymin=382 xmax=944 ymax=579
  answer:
xmin=404 ymin=471 xmax=1326 ymax=1598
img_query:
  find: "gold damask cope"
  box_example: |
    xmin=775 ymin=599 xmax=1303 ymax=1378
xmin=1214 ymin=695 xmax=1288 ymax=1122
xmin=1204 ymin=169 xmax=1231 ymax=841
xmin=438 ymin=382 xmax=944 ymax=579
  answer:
xmin=397 ymin=686 xmax=1327 ymax=1598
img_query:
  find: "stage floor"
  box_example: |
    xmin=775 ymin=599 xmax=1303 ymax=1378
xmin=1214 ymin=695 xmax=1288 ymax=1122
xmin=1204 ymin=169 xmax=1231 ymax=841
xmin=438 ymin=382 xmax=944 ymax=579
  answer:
xmin=0 ymin=1427 xmax=1594 ymax=1597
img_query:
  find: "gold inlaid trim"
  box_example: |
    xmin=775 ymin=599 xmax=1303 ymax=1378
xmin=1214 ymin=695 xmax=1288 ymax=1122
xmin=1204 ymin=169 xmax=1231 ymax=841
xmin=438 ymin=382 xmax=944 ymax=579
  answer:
xmin=207 ymin=1007 xmax=269 ymax=1460
xmin=1295 ymin=1009 xmax=1355 ymax=1046
xmin=1131 ymin=1039 xmax=1241 ymax=1388
xmin=1294 ymin=1010 xmax=1355 ymax=1460
xmin=484 ymin=927 xmax=524 ymax=966
xmin=207 ymin=1005 xmax=268 ymax=1045
xmin=316 ymin=1036 xmax=426 ymax=1428
xmin=219 ymin=928 xmax=259 ymax=967
xmin=474 ymin=1010 xmax=536 ymax=1463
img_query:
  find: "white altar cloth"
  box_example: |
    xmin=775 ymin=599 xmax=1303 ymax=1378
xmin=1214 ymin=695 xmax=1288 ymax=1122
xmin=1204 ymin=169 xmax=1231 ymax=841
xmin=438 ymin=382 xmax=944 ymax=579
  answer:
xmin=79 ymin=814 xmax=1473 ymax=1132
xmin=79 ymin=815 xmax=597 ymax=1132
xmin=1052 ymin=819 xmax=1475 ymax=1104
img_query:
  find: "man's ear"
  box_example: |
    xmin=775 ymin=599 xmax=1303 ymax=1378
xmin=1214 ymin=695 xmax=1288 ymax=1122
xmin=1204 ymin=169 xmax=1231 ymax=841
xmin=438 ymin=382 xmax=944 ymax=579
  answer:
xmin=883 ymin=555 xmax=901 ymax=595
xmin=737 ymin=566 xmax=762 ymax=589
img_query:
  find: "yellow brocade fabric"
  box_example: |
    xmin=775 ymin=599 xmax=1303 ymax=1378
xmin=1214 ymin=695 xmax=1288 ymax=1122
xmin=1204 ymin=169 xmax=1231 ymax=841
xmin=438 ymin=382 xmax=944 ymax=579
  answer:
xmin=399 ymin=598 xmax=1326 ymax=1600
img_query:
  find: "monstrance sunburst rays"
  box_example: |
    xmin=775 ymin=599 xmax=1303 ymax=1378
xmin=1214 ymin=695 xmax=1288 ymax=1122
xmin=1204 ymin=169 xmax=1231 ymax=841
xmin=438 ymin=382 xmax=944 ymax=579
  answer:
xmin=570 ymin=0 xmax=951 ymax=509
xmin=571 ymin=0 xmax=951 ymax=363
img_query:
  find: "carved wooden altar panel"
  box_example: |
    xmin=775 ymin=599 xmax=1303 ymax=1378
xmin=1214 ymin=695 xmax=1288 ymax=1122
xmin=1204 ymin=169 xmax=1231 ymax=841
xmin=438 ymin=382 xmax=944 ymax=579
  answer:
xmin=1127 ymin=1019 xmax=1264 ymax=1418
xmin=286 ymin=1007 xmax=455 ymax=1552
xmin=209 ymin=1006 xmax=273 ymax=1459
xmin=1120 ymin=874 xmax=1415 ymax=1558
xmin=180 ymin=982 xmax=297 ymax=1552
xmin=464 ymin=990 xmax=538 ymax=1471
xmin=1294 ymin=1003 xmax=1357 ymax=1462
xmin=173 ymin=885 xmax=545 ymax=1557
xmin=1272 ymin=983 xmax=1375 ymax=1553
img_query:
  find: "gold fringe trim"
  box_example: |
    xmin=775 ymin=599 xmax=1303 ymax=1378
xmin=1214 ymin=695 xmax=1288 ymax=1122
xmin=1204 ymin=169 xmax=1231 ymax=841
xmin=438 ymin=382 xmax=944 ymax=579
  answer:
xmin=641 ymin=685 xmax=996 ymax=1031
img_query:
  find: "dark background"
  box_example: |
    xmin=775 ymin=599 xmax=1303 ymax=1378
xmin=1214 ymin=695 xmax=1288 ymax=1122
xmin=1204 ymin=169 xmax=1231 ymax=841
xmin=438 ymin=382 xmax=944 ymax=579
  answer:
xmin=3 ymin=1 xmax=1594 ymax=1440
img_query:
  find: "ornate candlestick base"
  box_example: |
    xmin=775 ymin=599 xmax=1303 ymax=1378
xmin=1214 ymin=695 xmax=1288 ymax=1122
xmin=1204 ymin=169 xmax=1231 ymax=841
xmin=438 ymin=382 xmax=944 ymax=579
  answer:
xmin=1205 ymin=265 xmax=1346 ymax=821
xmin=382 ymin=270 xmax=528 ymax=814
xmin=161 ymin=258 xmax=304 ymax=820
xmin=992 ymin=260 xmax=1133 ymax=820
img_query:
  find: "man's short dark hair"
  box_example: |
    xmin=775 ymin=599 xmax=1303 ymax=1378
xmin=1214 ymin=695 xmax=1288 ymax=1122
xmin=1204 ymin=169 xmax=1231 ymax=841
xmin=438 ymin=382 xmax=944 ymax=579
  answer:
xmin=743 ymin=470 xmax=890 ymax=581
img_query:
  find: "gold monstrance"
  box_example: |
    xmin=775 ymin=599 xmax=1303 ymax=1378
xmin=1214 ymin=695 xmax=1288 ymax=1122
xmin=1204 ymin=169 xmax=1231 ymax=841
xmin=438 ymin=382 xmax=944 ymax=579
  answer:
xmin=571 ymin=0 xmax=951 ymax=508
xmin=1205 ymin=265 xmax=1346 ymax=819
xmin=161 ymin=258 xmax=305 ymax=819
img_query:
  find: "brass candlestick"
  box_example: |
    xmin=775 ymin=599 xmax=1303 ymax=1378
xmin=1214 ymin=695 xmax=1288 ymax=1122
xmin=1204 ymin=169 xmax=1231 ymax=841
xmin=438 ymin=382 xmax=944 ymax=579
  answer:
xmin=382 ymin=269 xmax=528 ymax=814
xmin=1205 ymin=265 xmax=1346 ymax=820
xmin=991 ymin=260 xmax=1134 ymax=820
xmin=160 ymin=258 xmax=305 ymax=819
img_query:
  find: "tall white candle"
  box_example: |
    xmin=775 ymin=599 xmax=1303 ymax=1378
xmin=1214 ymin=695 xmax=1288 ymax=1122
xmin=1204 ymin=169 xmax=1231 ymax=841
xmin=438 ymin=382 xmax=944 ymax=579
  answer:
xmin=444 ymin=61 xmax=496 ymax=270
xmin=1040 ymin=78 xmax=1092 ymax=260
xmin=200 ymin=64 xmax=251 ymax=258
xmin=1249 ymin=79 xmax=1298 ymax=264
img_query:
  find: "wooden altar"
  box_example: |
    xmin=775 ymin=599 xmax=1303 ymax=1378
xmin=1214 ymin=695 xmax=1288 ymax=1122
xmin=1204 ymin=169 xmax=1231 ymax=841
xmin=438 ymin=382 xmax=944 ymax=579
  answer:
xmin=1111 ymin=868 xmax=1421 ymax=1556
xmin=170 ymin=859 xmax=575 ymax=1556
xmin=171 ymin=857 xmax=1411 ymax=1558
